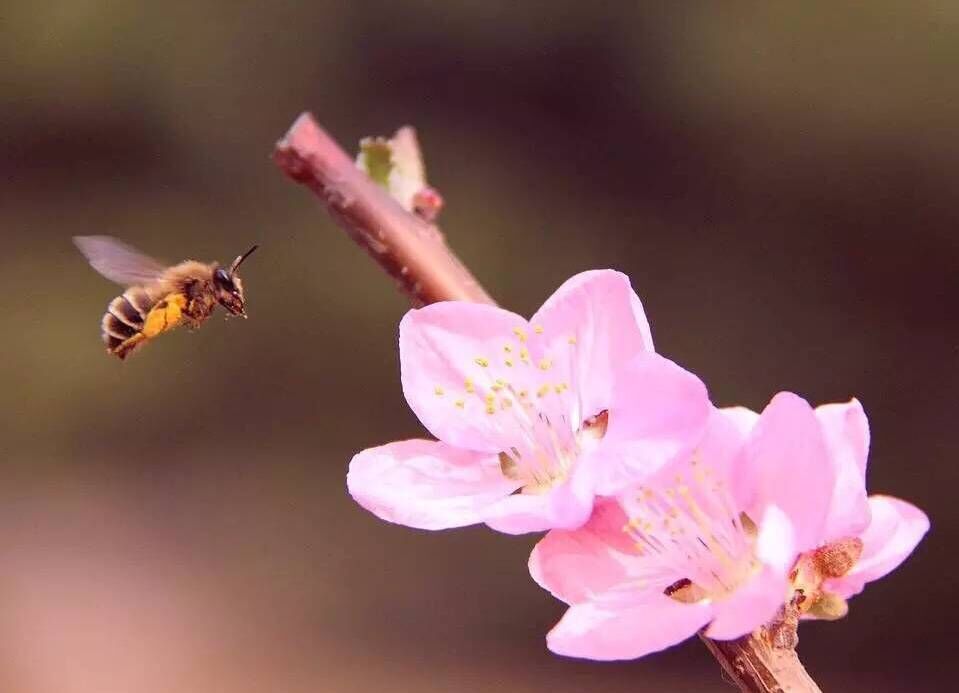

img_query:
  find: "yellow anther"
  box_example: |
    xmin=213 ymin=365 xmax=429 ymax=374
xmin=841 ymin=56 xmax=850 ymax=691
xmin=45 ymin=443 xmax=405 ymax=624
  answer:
xmin=464 ymin=378 xmax=475 ymax=393
xmin=568 ymin=336 xmax=577 ymax=345
xmin=512 ymin=327 xmax=527 ymax=342
xmin=474 ymin=357 xmax=489 ymax=368
xmin=491 ymin=383 xmax=502 ymax=392
xmin=434 ymin=386 xmax=444 ymax=396
xmin=518 ymin=390 xmax=528 ymax=399
xmin=500 ymin=398 xmax=513 ymax=409
xmin=454 ymin=399 xmax=465 ymax=409
xmin=504 ymin=359 xmax=514 ymax=367
xmin=534 ymin=325 xmax=544 ymax=334
xmin=504 ymin=344 xmax=512 ymax=353
xmin=519 ymin=347 xmax=530 ymax=362
xmin=486 ymin=405 xmax=495 ymax=415
xmin=485 ymin=393 xmax=495 ymax=404
xmin=536 ymin=384 xmax=551 ymax=398
xmin=538 ymin=358 xmax=552 ymax=371
xmin=554 ymin=384 xmax=563 ymax=394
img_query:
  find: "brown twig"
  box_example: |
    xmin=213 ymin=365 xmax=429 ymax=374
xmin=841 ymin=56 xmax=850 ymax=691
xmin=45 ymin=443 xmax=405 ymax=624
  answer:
xmin=699 ymin=631 xmax=822 ymax=693
xmin=273 ymin=113 xmax=493 ymax=307
xmin=272 ymin=112 xmax=823 ymax=693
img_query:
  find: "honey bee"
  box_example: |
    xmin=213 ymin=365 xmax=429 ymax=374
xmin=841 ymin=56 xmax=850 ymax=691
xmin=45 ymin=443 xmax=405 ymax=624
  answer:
xmin=74 ymin=235 xmax=258 ymax=359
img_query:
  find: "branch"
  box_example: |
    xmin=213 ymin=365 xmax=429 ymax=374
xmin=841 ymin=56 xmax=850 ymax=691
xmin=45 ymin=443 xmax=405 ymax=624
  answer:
xmin=271 ymin=112 xmax=822 ymax=693
xmin=273 ymin=113 xmax=494 ymax=307
xmin=699 ymin=631 xmax=822 ymax=693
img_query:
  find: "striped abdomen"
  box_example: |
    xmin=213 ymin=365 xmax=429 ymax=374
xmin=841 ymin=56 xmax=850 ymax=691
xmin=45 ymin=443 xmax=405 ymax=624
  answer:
xmin=101 ymin=286 xmax=157 ymax=358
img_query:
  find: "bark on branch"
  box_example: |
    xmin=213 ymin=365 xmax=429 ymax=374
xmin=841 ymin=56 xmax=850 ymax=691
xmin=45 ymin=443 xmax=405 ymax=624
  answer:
xmin=272 ymin=111 xmax=823 ymax=693
xmin=273 ymin=113 xmax=493 ymax=307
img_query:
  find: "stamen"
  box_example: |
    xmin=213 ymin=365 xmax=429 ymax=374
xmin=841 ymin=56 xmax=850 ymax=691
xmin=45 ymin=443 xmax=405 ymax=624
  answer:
xmin=622 ymin=458 xmax=757 ymax=603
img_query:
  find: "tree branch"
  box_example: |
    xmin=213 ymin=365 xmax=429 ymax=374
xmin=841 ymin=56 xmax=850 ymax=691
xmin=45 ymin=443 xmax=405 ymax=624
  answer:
xmin=272 ymin=112 xmax=822 ymax=693
xmin=699 ymin=631 xmax=822 ymax=693
xmin=273 ymin=113 xmax=494 ymax=307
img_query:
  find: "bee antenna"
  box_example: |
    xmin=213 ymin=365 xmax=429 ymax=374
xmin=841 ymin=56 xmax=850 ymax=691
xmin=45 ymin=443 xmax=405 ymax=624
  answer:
xmin=230 ymin=244 xmax=259 ymax=274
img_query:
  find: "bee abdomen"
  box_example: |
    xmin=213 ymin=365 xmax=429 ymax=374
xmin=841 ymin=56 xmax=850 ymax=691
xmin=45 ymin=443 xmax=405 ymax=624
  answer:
xmin=101 ymin=287 xmax=156 ymax=357
xmin=122 ymin=287 xmax=154 ymax=320
xmin=107 ymin=294 xmax=146 ymax=330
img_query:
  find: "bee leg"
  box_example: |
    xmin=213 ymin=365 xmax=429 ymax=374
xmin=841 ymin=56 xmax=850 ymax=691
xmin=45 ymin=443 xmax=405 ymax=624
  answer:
xmin=111 ymin=333 xmax=147 ymax=359
xmin=143 ymin=293 xmax=188 ymax=338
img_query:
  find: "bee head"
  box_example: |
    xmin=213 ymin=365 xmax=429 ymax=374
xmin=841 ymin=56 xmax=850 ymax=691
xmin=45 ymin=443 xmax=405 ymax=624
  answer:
xmin=213 ymin=244 xmax=258 ymax=317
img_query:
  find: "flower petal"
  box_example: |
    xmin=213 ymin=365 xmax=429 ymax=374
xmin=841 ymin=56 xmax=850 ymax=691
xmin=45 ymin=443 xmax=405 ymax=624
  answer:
xmin=399 ymin=302 xmax=531 ymax=452
xmin=347 ymin=439 xmax=520 ymax=530
xmin=706 ymin=567 xmax=790 ymax=640
xmin=529 ymin=499 xmax=636 ymax=604
xmin=719 ymin=405 xmax=760 ymax=439
xmin=591 ymin=353 xmax=711 ymax=495
xmin=531 ymin=270 xmax=654 ymax=421
xmin=739 ymin=392 xmax=836 ymax=552
xmin=755 ymin=504 xmax=797 ymax=575
xmin=546 ymin=590 xmax=713 ymax=661
xmin=483 ymin=462 xmax=595 ymax=534
xmin=826 ymin=495 xmax=930 ymax=599
xmin=816 ymin=399 xmax=871 ymax=539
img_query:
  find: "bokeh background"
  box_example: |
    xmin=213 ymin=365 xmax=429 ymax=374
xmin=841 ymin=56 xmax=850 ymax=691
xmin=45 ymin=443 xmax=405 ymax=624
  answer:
xmin=1 ymin=2 xmax=955 ymax=691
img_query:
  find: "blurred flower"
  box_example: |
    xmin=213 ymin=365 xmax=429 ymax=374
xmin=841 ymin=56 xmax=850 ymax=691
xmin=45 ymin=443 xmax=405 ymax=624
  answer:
xmin=530 ymin=393 xmax=929 ymax=660
xmin=348 ymin=270 xmax=710 ymax=534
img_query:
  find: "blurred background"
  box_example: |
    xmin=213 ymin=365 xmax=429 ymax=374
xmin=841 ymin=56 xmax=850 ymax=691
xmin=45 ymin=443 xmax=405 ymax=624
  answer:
xmin=0 ymin=2 xmax=955 ymax=691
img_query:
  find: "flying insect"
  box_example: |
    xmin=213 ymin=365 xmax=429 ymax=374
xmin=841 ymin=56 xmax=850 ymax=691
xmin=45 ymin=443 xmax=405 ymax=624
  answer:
xmin=74 ymin=235 xmax=258 ymax=359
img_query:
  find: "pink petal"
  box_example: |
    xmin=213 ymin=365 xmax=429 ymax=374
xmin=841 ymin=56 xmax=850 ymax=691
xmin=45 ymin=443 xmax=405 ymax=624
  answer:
xmin=592 ymin=353 xmax=711 ymax=495
xmin=529 ymin=499 xmax=636 ymax=604
xmin=547 ymin=590 xmax=713 ymax=661
xmin=706 ymin=567 xmax=790 ymax=640
xmin=816 ymin=399 xmax=871 ymax=539
xmin=719 ymin=405 xmax=760 ymax=438
xmin=696 ymin=406 xmax=757 ymax=498
xmin=755 ymin=504 xmax=797 ymax=575
xmin=739 ymin=392 xmax=836 ymax=553
xmin=399 ymin=302 xmax=532 ymax=452
xmin=530 ymin=270 xmax=654 ymax=421
xmin=347 ymin=439 xmax=521 ymax=530
xmin=483 ymin=462 xmax=596 ymax=535
xmin=826 ymin=495 xmax=930 ymax=599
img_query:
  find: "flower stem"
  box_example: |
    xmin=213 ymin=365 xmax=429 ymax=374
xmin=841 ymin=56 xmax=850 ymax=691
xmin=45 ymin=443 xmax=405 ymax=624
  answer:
xmin=699 ymin=632 xmax=822 ymax=693
xmin=272 ymin=111 xmax=823 ymax=693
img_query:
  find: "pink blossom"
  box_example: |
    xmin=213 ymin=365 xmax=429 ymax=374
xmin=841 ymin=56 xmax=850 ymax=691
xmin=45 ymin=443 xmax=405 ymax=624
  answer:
xmin=348 ymin=270 xmax=711 ymax=534
xmin=530 ymin=393 xmax=928 ymax=660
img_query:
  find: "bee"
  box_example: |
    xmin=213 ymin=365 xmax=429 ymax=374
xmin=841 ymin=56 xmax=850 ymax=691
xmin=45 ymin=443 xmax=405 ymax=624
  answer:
xmin=74 ymin=235 xmax=259 ymax=359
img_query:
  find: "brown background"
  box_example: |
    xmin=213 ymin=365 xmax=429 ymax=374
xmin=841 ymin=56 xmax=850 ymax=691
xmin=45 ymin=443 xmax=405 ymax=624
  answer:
xmin=0 ymin=3 xmax=954 ymax=691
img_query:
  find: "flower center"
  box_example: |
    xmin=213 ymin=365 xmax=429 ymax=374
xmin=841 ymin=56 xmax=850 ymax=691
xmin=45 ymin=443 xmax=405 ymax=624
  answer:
xmin=434 ymin=322 xmax=598 ymax=494
xmin=499 ymin=409 xmax=609 ymax=494
xmin=622 ymin=456 xmax=758 ymax=603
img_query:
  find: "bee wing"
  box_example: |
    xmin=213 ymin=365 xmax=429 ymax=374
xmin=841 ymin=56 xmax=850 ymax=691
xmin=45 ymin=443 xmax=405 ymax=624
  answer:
xmin=73 ymin=235 xmax=168 ymax=286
